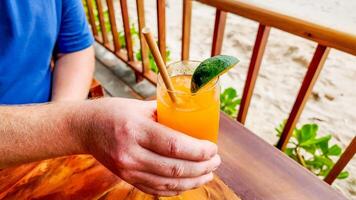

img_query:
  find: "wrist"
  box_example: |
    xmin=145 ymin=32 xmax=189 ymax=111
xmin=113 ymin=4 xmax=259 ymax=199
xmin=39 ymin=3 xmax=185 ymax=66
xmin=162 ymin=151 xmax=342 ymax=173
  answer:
xmin=68 ymin=98 xmax=117 ymax=156
xmin=66 ymin=100 xmax=97 ymax=155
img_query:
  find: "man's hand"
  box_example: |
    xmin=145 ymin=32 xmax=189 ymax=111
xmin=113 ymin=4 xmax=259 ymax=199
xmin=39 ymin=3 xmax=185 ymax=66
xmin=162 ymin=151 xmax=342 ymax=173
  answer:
xmin=79 ymin=98 xmax=221 ymax=196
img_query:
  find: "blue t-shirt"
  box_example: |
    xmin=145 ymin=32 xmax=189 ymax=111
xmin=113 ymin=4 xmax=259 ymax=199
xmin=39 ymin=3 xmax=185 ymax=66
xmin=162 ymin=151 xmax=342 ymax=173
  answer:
xmin=0 ymin=0 xmax=93 ymax=104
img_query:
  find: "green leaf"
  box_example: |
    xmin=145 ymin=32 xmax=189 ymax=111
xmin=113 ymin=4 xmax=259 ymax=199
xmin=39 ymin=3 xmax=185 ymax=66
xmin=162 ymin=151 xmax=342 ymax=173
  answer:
xmin=224 ymin=88 xmax=237 ymax=100
xmin=118 ymin=32 xmax=126 ymax=48
xmin=327 ymin=144 xmax=342 ymax=156
xmin=285 ymin=148 xmax=294 ymax=157
xmin=318 ymin=156 xmax=334 ymax=168
xmin=103 ymin=10 xmax=111 ymax=33
xmin=295 ymin=128 xmax=302 ymax=143
xmin=319 ymin=169 xmax=330 ymax=177
xmin=317 ymin=139 xmax=329 ymax=155
xmin=292 ymin=127 xmax=299 ymax=138
xmin=300 ymin=124 xmax=318 ymax=143
xmin=307 ymin=155 xmax=333 ymax=169
xmin=303 ymin=144 xmax=316 ymax=154
xmin=230 ymin=99 xmax=240 ymax=107
xmin=135 ymin=51 xmax=142 ymax=61
xmin=220 ymin=87 xmax=240 ymax=118
xmin=300 ymin=135 xmax=331 ymax=147
xmin=166 ymin=50 xmax=171 ymax=61
xmin=130 ymin=24 xmax=139 ymax=35
xmin=149 ymin=59 xmax=158 ymax=73
xmin=337 ymin=171 xmax=349 ymax=179
xmin=306 ymin=158 xmax=323 ymax=169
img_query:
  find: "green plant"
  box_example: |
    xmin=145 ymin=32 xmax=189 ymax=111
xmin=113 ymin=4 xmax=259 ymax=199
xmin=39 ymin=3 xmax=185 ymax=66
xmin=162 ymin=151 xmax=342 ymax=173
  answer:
xmin=136 ymin=49 xmax=171 ymax=73
xmin=276 ymin=122 xmax=349 ymax=179
xmin=220 ymin=87 xmax=241 ymax=118
xmin=118 ymin=25 xmax=139 ymax=48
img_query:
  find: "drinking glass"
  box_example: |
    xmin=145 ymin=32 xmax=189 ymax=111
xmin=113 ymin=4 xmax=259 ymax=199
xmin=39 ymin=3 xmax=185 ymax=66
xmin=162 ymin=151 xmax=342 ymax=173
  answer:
xmin=156 ymin=60 xmax=220 ymax=199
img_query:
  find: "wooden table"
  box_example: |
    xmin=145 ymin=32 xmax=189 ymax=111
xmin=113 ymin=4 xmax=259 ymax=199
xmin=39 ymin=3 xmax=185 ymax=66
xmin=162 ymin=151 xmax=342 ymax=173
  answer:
xmin=0 ymin=114 xmax=346 ymax=200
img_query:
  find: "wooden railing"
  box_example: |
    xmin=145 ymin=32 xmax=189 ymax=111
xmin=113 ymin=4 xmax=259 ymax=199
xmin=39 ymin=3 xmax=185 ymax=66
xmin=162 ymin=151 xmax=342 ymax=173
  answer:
xmin=83 ymin=0 xmax=356 ymax=185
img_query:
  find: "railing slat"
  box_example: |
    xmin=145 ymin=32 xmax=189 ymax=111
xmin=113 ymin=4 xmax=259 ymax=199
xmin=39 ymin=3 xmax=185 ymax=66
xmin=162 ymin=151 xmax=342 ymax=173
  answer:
xmin=237 ymin=24 xmax=270 ymax=124
xmin=157 ymin=0 xmax=167 ymax=63
xmin=136 ymin=0 xmax=150 ymax=74
xmin=324 ymin=137 xmax=356 ymax=184
xmin=95 ymin=0 xmax=109 ymax=45
xmin=182 ymin=0 xmax=192 ymax=60
xmin=106 ymin=0 xmax=120 ymax=52
xmin=85 ymin=0 xmax=99 ymax=37
xmin=211 ymin=9 xmax=227 ymax=56
xmin=119 ymin=0 xmax=134 ymax=61
xmin=276 ymin=44 xmax=330 ymax=151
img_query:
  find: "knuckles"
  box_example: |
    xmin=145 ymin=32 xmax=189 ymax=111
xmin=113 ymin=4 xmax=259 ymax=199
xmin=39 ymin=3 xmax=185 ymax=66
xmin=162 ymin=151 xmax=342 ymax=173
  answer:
xmin=198 ymin=142 xmax=216 ymax=161
xmin=116 ymin=152 xmax=136 ymax=169
xmin=163 ymin=181 xmax=180 ymax=190
xmin=167 ymin=136 xmax=179 ymax=157
xmin=198 ymin=148 xmax=211 ymax=161
xmin=170 ymin=163 xmax=185 ymax=177
xmin=121 ymin=120 xmax=136 ymax=138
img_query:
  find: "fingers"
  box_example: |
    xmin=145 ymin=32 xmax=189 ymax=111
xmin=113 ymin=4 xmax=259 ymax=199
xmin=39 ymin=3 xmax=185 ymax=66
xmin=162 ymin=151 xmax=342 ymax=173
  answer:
xmin=134 ymin=148 xmax=221 ymax=178
xmin=138 ymin=121 xmax=218 ymax=161
xmin=120 ymin=170 xmax=214 ymax=196
xmin=136 ymin=171 xmax=214 ymax=191
xmin=134 ymin=184 xmax=181 ymax=197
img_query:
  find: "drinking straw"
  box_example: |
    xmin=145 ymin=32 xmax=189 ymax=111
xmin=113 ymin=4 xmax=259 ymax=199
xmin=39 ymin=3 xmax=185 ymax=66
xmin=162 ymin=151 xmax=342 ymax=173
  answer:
xmin=142 ymin=27 xmax=177 ymax=103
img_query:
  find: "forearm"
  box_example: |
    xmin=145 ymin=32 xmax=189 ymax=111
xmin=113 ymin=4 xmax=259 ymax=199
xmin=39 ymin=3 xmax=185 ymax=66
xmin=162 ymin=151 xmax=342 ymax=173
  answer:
xmin=0 ymin=98 xmax=221 ymax=195
xmin=0 ymin=101 xmax=90 ymax=168
xmin=51 ymin=46 xmax=95 ymax=101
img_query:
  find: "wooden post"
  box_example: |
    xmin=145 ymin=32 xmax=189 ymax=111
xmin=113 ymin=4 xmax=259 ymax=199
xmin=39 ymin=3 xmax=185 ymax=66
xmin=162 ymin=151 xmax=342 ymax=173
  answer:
xmin=182 ymin=0 xmax=192 ymax=60
xmin=119 ymin=0 xmax=134 ymax=61
xmin=157 ymin=0 xmax=167 ymax=63
xmin=276 ymin=44 xmax=330 ymax=151
xmin=95 ymin=0 xmax=109 ymax=45
xmin=136 ymin=0 xmax=150 ymax=76
xmin=324 ymin=137 xmax=356 ymax=184
xmin=85 ymin=0 xmax=99 ymax=37
xmin=106 ymin=0 xmax=121 ymax=52
xmin=211 ymin=9 xmax=227 ymax=56
xmin=237 ymin=24 xmax=270 ymax=124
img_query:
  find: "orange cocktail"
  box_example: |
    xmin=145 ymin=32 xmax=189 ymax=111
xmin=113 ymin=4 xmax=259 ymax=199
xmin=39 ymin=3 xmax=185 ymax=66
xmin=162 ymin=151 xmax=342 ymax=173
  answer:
xmin=157 ymin=61 xmax=220 ymax=143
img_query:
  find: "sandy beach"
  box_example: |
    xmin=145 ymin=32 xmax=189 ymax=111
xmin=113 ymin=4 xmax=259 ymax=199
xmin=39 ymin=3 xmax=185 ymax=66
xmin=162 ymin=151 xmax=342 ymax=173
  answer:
xmin=105 ymin=0 xmax=356 ymax=198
